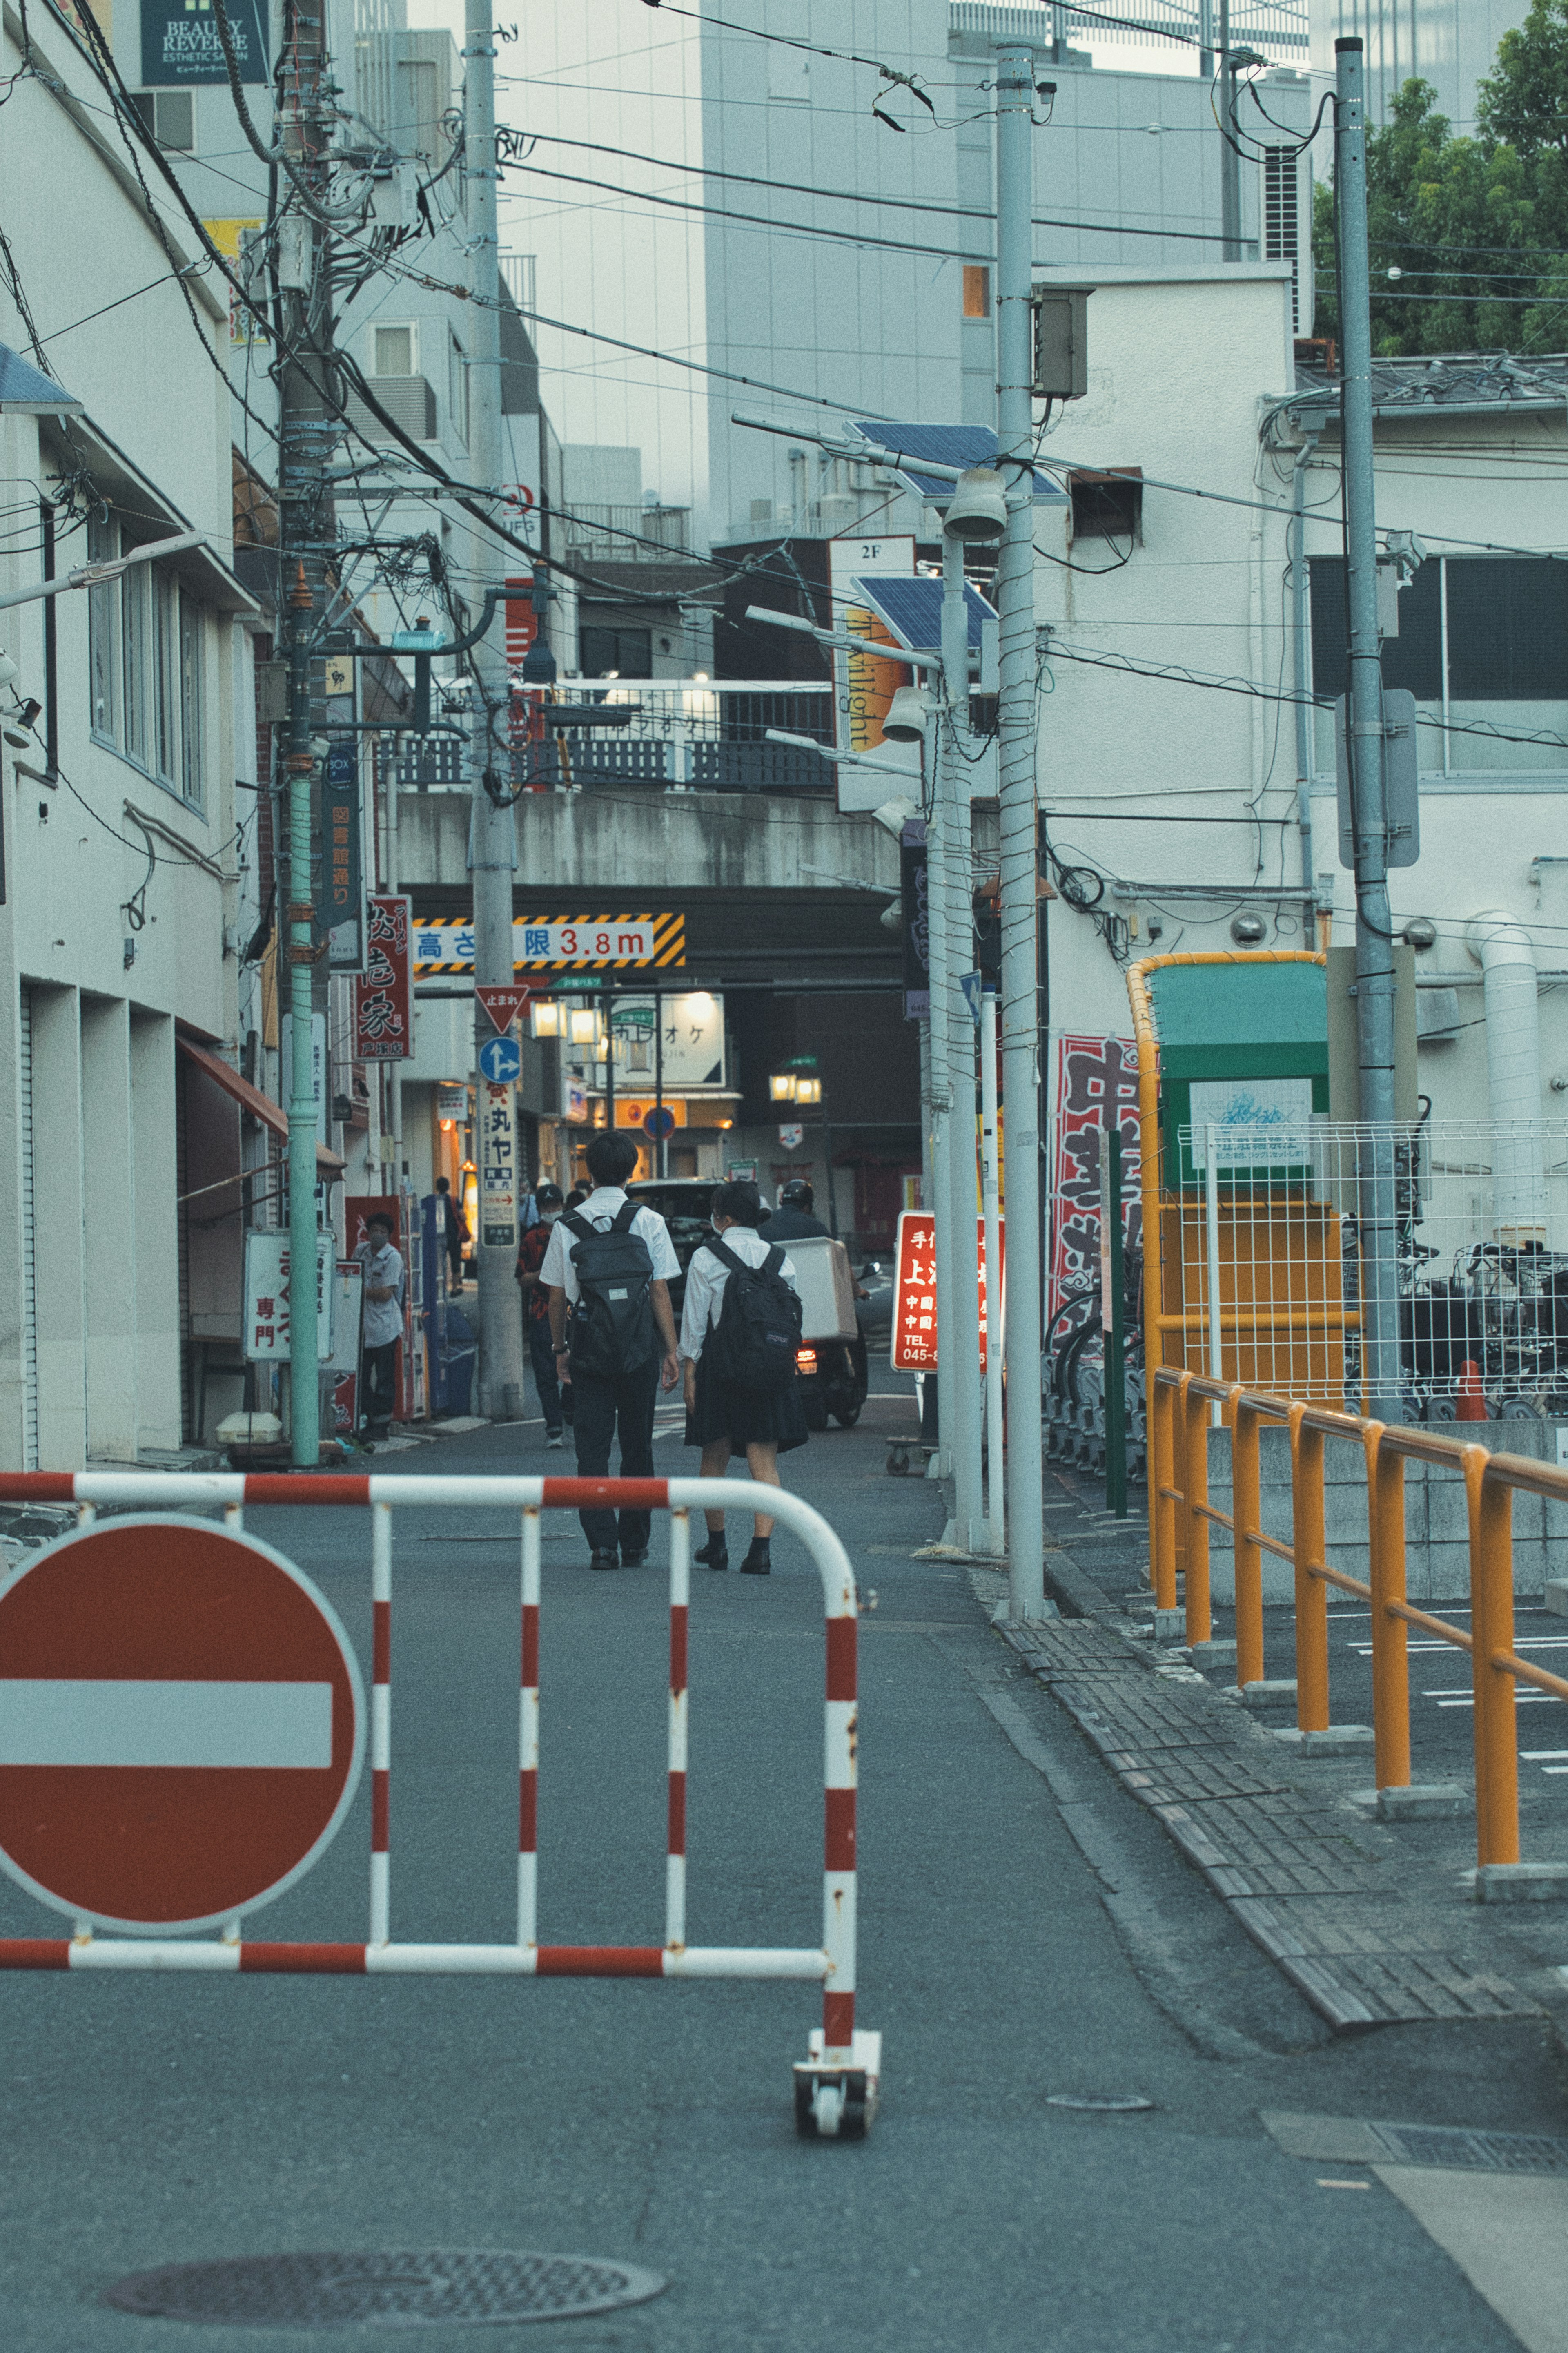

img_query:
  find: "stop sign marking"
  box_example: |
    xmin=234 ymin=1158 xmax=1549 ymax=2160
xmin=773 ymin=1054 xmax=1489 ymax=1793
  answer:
xmin=0 ymin=1516 xmax=364 ymax=1934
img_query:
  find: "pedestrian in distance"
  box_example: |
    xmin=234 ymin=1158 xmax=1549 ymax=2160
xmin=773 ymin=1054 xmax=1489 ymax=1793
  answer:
xmin=434 ymin=1175 xmax=469 ymax=1296
xmin=681 ymin=1180 xmax=807 ymax=1576
xmin=354 ymin=1211 xmax=405 ymax=1442
xmin=763 ymin=1175 xmax=830 ymax=1243
xmin=515 ymin=1182 xmax=566 ymax=1445
xmin=543 ymin=1131 xmax=681 ymax=1570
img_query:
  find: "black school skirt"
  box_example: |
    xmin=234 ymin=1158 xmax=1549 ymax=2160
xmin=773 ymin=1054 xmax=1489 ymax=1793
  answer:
xmin=684 ymin=1351 xmax=809 ymax=1455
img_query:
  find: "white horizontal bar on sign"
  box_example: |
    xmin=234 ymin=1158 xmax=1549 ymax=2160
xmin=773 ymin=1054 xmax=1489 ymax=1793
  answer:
xmin=0 ymin=1682 xmax=333 ymax=1769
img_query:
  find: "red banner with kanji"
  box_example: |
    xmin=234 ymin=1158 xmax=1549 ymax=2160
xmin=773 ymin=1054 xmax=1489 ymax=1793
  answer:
xmin=354 ymin=894 xmax=412 ymax=1061
xmin=890 ymin=1211 xmax=1003 ymax=1373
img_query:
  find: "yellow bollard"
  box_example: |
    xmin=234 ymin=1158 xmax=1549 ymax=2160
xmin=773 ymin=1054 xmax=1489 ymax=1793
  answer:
xmin=1290 ymin=1407 xmax=1330 ymax=1732
xmin=1468 ymin=1452 xmax=1520 ymax=1869
xmin=1232 ymin=1397 xmax=1265 ymax=1691
xmin=1365 ymin=1425 xmax=1411 ymax=1793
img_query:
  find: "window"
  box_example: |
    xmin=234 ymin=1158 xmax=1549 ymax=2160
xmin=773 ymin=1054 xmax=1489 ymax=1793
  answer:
xmin=580 ymin=625 xmax=651 ymax=677
xmin=129 ymin=90 xmax=194 ymax=150
xmin=448 ymin=332 xmax=469 ymax=447
xmin=373 ymin=323 xmax=414 ymax=377
xmin=962 ymin=264 xmax=991 ymax=320
xmin=1310 ymin=554 xmax=1568 ymax=774
xmin=87 ymin=518 xmax=207 ymax=806
xmin=1069 ymin=468 xmax=1143 ymax=543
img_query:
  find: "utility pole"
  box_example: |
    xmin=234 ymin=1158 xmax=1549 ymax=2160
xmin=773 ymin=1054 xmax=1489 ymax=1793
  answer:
xmin=941 ymin=531 xmax=984 ymax=1552
xmin=277 ymin=0 xmax=336 ymax=1467
xmin=994 ymin=47 xmax=1046 ymax=1623
xmin=1219 ymin=0 xmax=1241 ymax=263
xmin=464 ymin=0 xmax=524 ymax=1419
xmin=924 ymin=694 xmax=957 ymax=1488
xmin=1335 ymin=36 xmax=1402 ymax=1421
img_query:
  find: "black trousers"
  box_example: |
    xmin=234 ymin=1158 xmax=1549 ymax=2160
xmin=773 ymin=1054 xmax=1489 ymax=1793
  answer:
xmin=528 ymin=1318 xmax=563 ymax=1433
xmin=570 ymin=1355 xmax=660 ymax=1555
xmin=363 ymin=1340 xmax=399 ymax=1430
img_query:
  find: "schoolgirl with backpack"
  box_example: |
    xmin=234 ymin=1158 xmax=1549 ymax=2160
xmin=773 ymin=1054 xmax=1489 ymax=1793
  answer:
xmin=679 ymin=1180 xmax=807 ymax=1576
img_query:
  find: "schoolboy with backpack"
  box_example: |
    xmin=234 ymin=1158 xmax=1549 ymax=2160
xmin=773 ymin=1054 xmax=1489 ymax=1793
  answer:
xmin=541 ymin=1131 xmax=681 ymax=1570
xmin=679 ymin=1180 xmax=808 ymax=1576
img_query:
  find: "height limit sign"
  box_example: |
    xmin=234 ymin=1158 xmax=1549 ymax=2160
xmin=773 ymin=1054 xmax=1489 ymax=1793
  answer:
xmin=479 ymin=1079 xmax=519 ymax=1248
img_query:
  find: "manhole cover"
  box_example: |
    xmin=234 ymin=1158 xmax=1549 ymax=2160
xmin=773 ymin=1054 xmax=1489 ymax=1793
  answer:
xmin=1046 ymin=2093 xmax=1156 ymax=2113
xmin=104 ymin=2250 xmax=668 ymax=2328
xmin=1374 ymin=2124 xmax=1568 ymax=2175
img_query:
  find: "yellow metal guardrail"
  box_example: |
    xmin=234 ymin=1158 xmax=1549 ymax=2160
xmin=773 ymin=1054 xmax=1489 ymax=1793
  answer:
xmin=1150 ymin=1366 xmax=1568 ymax=1871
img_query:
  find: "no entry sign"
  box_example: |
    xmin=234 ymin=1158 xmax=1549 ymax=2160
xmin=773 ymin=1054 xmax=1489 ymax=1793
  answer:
xmin=0 ymin=1518 xmax=364 ymax=1934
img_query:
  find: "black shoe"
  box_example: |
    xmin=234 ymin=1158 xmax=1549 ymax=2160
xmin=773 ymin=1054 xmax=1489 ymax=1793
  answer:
xmin=695 ymin=1533 xmax=728 ymax=1572
xmin=739 ymin=1540 xmax=771 ymax=1576
xmin=620 ymin=1548 xmax=648 ymax=1569
xmin=589 ymin=1549 xmax=619 ymax=1572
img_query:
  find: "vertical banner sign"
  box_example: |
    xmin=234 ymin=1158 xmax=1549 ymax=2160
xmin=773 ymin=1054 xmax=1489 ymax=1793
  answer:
xmin=355 ymin=895 xmax=412 ymax=1061
xmin=321 ymin=741 xmax=364 ymax=970
xmin=1049 ymin=1036 xmax=1142 ymax=1323
xmin=891 ymin=1211 xmax=1001 ymax=1372
xmin=142 ymin=0 xmax=268 ymax=83
xmin=479 ymin=1081 xmax=519 ymax=1247
xmin=827 ymin=537 xmax=914 ymax=755
xmin=242 ymin=1231 xmax=334 ymax=1361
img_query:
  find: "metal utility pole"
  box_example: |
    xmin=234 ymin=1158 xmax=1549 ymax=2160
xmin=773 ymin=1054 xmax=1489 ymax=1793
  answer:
xmin=1335 ymin=36 xmax=1401 ymax=1420
xmin=941 ymin=532 xmax=984 ymax=1552
xmin=1219 ymin=0 xmax=1241 ymax=263
xmin=924 ymin=698 xmax=957 ymax=1489
xmin=465 ymin=0 xmax=523 ymax=1419
xmin=277 ymin=0 xmax=337 ymax=1468
xmin=994 ymin=48 xmax=1046 ymax=1621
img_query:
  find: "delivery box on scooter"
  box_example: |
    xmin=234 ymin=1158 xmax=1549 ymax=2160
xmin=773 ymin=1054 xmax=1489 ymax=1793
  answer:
xmin=788 ymin=1236 xmax=858 ymax=1343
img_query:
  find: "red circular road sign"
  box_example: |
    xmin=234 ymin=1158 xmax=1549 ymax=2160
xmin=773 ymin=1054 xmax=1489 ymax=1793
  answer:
xmin=0 ymin=1517 xmax=364 ymax=1935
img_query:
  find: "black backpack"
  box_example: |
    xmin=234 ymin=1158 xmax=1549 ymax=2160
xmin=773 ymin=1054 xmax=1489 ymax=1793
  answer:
xmin=705 ymin=1236 xmax=802 ymax=1393
xmin=564 ymin=1205 xmax=655 ymax=1378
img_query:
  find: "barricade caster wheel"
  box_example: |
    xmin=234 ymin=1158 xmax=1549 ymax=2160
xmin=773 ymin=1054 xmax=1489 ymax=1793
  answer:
xmin=793 ymin=2030 xmax=881 ymax=2139
xmin=886 ymin=1443 xmax=909 ymax=1476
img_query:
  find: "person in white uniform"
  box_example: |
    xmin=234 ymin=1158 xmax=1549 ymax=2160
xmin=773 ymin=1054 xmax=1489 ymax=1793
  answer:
xmin=679 ymin=1180 xmax=807 ymax=1576
xmin=354 ymin=1211 xmax=405 ymax=1440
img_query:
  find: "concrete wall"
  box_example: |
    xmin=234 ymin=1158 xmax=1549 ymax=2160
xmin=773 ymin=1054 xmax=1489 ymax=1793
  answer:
xmin=1202 ymin=1418 xmax=1568 ymax=1605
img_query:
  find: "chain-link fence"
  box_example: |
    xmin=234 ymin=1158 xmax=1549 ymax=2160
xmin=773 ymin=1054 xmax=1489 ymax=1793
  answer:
xmin=1164 ymin=1121 xmax=1568 ymax=1420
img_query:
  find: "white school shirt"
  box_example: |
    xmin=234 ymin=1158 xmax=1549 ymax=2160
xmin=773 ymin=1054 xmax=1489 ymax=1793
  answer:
xmin=679 ymin=1227 xmax=798 ymax=1365
xmin=538 ymin=1187 xmax=680 ymax=1307
xmin=355 ymin=1242 xmax=405 ymax=1349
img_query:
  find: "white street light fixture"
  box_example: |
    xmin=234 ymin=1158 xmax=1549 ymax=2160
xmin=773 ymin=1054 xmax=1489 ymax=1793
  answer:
xmin=769 ymin=1072 xmax=797 ymax=1104
xmin=0 ymin=529 xmax=209 ymax=613
xmin=881 ymin=685 xmax=929 ymax=743
xmin=943 ymin=467 xmax=1008 ymax=543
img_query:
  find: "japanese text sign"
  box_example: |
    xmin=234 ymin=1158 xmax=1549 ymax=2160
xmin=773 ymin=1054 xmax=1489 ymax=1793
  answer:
xmin=242 ymin=1231 xmax=334 ymax=1362
xmin=319 ymin=741 xmax=363 ymax=971
xmin=479 ymin=1080 xmax=518 ymax=1248
xmin=354 ymin=895 xmax=412 ymax=1062
xmin=891 ymin=1211 xmax=1004 ymax=1374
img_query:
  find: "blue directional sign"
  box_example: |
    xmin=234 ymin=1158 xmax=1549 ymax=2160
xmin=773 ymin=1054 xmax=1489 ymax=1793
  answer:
xmin=478 ymin=1034 xmax=521 ymax=1084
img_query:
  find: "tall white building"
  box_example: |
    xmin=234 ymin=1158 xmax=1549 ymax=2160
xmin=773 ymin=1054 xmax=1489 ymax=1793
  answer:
xmin=1311 ymin=0 xmax=1531 ymax=127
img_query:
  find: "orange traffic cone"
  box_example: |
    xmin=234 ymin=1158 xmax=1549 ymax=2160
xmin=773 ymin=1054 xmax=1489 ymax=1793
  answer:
xmin=1455 ymin=1361 xmax=1488 ymax=1421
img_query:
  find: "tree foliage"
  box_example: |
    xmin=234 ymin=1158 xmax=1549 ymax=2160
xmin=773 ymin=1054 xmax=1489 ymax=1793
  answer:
xmin=1311 ymin=1 xmax=1568 ymax=357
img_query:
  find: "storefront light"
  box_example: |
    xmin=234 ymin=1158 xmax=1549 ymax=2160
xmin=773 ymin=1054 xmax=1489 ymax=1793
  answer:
xmin=794 ymin=1075 xmax=822 ymax=1106
xmin=769 ymin=1072 xmax=797 ymax=1103
xmin=569 ymin=1007 xmax=598 ymax=1046
xmin=531 ymin=1000 xmax=561 ymax=1039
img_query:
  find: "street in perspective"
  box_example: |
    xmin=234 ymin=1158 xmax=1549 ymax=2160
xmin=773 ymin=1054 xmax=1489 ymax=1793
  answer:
xmin=4 ymin=0 xmax=1568 ymax=2344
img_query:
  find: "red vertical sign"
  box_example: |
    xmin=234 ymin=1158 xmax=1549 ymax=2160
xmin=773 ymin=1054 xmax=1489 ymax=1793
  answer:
xmin=891 ymin=1211 xmax=1003 ymax=1373
xmin=354 ymin=895 xmax=412 ymax=1062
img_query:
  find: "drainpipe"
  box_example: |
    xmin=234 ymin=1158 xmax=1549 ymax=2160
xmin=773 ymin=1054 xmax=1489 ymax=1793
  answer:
xmin=1466 ymin=911 xmax=1546 ymax=1244
xmin=1290 ymin=429 xmax=1320 ymax=942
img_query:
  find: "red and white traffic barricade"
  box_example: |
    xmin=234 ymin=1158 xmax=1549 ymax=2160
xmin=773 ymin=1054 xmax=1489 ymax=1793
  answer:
xmin=0 ymin=1473 xmax=877 ymax=2139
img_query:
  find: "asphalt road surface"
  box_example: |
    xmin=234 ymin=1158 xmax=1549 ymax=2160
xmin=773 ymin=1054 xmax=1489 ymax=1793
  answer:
xmin=2 ymin=1389 xmax=1566 ymax=2349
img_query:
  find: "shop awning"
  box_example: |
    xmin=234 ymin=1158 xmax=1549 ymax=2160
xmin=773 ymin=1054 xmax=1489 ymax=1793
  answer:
xmin=176 ymin=1035 xmax=345 ymax=1174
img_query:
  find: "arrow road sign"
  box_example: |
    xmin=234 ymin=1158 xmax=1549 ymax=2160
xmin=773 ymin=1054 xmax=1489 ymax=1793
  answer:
xmin=476 ymin=984 xmax=536 ymax=1035
xmin=0 ymin=1516 xmax=364 ymax=1934
xmin=477 ymin=1034 xmax=522 ymax=1084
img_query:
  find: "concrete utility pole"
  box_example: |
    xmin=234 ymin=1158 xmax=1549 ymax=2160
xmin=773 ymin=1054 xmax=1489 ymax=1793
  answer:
xmin=994 ymin=47 xmax=1046 ymax=1621
xmin=1334 ymin=36 xmax=1402 ymax=1421
xmin=277 ymin=0 xmax=336 ymax=1467
xmin=924 ymin=696 xmax=957 ymax=1487
xmin=464 ymin=0 xmax=523 ymax=1419
xmin=1218 ymin=0 xmax=1241 ymax=263
xmin=941 ymin=532 xmax=985 ymax=1552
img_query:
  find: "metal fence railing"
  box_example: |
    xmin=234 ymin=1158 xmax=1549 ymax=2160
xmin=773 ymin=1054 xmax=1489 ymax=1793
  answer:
xmin=1166 ymin=1121 xmax=1568 ymax=1419
xmin=1151 ymin=1369 xmax=1568 ymax=1885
